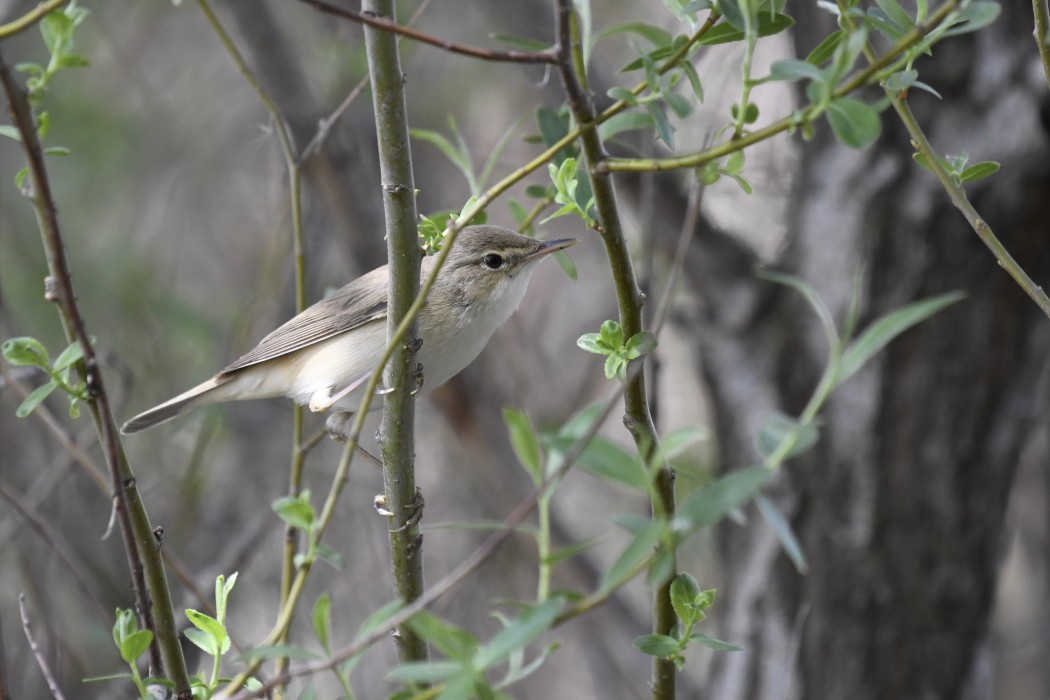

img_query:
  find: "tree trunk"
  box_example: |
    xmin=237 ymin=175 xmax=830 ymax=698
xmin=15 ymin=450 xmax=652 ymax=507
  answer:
xmin=651 ymin=4 xmax=1050 ymax=698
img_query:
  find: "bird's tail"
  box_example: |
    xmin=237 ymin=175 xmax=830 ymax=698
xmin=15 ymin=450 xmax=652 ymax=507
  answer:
xmin=121 ymin=376 xmax=232 ymax=434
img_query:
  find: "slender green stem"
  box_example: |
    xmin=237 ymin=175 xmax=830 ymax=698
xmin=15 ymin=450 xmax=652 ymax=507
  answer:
xmin=732 ymin=0 xmax=758 ymax=139
xmin=893 ymin=99 xmax=1050 ymax=318
xmin=194 ymin=2 xmax=310 ymax=692
xmin=552 ymin=3 xmax=676 ymax=698
xmin=536 ymin=490 xmax=552 ymax=602
xmin=1034 ymin=0 xmax=1050 ymax=91
xmin=0 ymin=0 xmax=70 ymax=39
xmin=364 ymin=0 xmax=429 ymax=667
xmin=836 ymin=0 xmax=1050 ymax=320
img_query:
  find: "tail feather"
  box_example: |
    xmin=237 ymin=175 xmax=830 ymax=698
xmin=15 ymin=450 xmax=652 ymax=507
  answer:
xmin=121 ymin=376 xmax=231 ymax=434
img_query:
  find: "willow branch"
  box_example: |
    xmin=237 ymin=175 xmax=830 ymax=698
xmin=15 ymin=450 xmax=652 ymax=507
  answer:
xmin=18 ymin=594 xmax=66 ymax=700
xmin=0 ymin=48 xmax=191 ymax=696
xmin=552 ymin=2 xmax=676 ymax=698
xmin=0 ymin=0 xmax=69 ymax=39
xmin=364 ymin=0 xmax=429 ymax=666
xmin=893 ymin=99 xmax=1050 ymax=317
xmin=194 ymin=2 xmax=310 ymax=689
xmin=1034 ymin=0 xmax=1050 ymax=91
xmin=599 ymin=0 xmax=960 ymax=173
xmin=298 ymin=0 xmax=557 ymax=64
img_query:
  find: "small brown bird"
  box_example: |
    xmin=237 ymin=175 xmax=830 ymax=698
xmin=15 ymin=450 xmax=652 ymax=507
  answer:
xmin=122 ymin=225 xmax=577 ymax=439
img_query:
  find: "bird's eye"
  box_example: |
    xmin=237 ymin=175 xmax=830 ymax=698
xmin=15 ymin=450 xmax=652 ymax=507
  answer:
xmin=483 ymin=253 xmax=504 ymax=269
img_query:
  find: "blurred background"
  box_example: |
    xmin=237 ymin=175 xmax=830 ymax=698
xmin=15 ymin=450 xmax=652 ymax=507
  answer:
xmin=1 ymin=1 xmax=1048 ymax=698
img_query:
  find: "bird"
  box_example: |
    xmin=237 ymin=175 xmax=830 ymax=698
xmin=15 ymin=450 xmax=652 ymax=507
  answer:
xmin=121 ymin=225 xmax=577 ymax=439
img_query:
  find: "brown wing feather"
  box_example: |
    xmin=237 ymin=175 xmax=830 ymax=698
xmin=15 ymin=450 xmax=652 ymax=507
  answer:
xmin=219 ymin=266 xmax=389 ymax=376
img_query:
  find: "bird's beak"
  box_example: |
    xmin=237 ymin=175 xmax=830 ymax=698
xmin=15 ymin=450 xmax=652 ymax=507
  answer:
xmin=527 ymin=238 xmax=578 ymax=261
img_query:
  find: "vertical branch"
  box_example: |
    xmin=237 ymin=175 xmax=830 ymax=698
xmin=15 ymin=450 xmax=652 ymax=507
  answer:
xmin=1034 ymin=0 xmax=1050 ymax=91
xmin=192 ymin=3 xmax=310 ymax=690
xmin=551 ymin=3 xmax=677 ymax=698
xmin=0 ymin=50 xmax=191 ymax=696
xmin=362 ymin=0 xmax=428 ymax=664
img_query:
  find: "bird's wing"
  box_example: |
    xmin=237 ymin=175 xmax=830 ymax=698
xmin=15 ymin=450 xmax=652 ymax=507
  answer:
xmin=219 ymin=266 xmax=389 ymax=375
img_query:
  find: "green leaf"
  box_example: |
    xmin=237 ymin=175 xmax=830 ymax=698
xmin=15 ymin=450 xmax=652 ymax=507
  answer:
xmin=942 ymin=1 xmax=1001 ymax=37
xmin=52 ymin=341 xmax=84 ymax=371
xmin=554 ymin=250 xmax=578 ymax=281
xmin=754 ymin=269 xmax=838 ymax=350
xmin=697 ymin=13 xmax=794 ymax=46
xmin=315 ymin=544 xmax=344 ymax=569
xmin=355 ymin=599 xmax=404 ymax=639
xmin=504 ymin=408 xmax=543 ymax=483
xmin=755 ymin=494 xmax=808 ymax=573
xmin=718 ymin=0 xmax=747 ymax=32
xmin=647 ymin=101 xmax=675 ymax=149
xmin=826 ymin=97 xmax=882 ymax=149
xmin=576 ymin=334 xmax=607 ymax=355
xmin=184 ymin=627 xmax=219 ymax=657
xmin=214 ymin=571 xmax=237 ymax=628
xmin=625 ymin=331 xmax=658 ymax=358
xmin=312 ymin=594 xmax=331 ymax=654
xmin=875 ymin=0 xmax=916 ymax=31
xmin=598 ymin=111 xmax=654 ymax=141
xmin=119 ymin=629 xmax=154 ymax=665
xmin=545 ymin=434 xmax=648 ymax=491
xmin=489 ymin=33 xmax=551 ymax=51
xmin=689 ymin=633 xmax=743 ymax=651
xmin=677 ymin=466 xmax=771 ymax=531
xmin=2 ymin=336 xmax=50 ymax=367
xmin=473 ymin=598 xmax=562 ymax=669
xmin=407 ymin=611 xmax=477 ymax=660
xmin=959 ymin=161 xmax=1000 ymax=183
xmin=670 ymin=573 xmax=703 ymax=624
xmin=884 ymin=69 xmax=918 ymax=92
xmin=600 ymin=520 xmax=665 ymax=592
xmin=272 ymin=492 xmax=315 ymax=532
xmin=595 ymin=21 xmax=673 ymax=47
xmin=633 ymin=633 xmax=681 ymax=657
xmin=185 ymin=609 xmax=226 ymax=655
xmin=536 ymin=107 xmax=573 ymax=165
xmin=806 ymin=30 xmax=844 ymax=65
xmin=655 ymin=426 xmax=708 ymax=463
xmin=755 ymin=411 xmax=819 ymax=461
xmin=837 ymin=291 xmax=965 ymax=386
xmin=768 ymin=60 xmax=826 ymax=83
xmin=543 ymin=537 xmax=602 ymax=565
xmin=409 ymin=126 xmax=474 ymax=192
xmin=43 ymin=146 xmax=71 ymax=156
xmin=679 ymin=61 xmax=704 ymax=103
xmin=386 ymin=660 xmax=465 ymax=684
xmin=17 ymin=381 xmax=58 ymax=418
xmin=0 ymin=125 xmax=22 ymax=142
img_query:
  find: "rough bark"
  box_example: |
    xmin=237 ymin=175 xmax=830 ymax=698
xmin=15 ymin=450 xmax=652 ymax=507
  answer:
xmin=639 ymin=4 xmax=1050 ymax=698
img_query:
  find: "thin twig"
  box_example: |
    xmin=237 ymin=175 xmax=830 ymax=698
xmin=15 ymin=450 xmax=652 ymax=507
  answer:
xmin=0 ymin=484 xmax=110 ymax=623
xmin=0 ymin=48 xmax=190 ymax=694
xmin=193 ymin=3 xmax=310 ymax=690
xmin=552 ymin=2 xmax=677 ymax=697
xmin=1034 ymin=0 xmax=1050 ymax=91
xmin=18 ymin=593 xmax=67 ymax=700
xmin=893 ymin=98 xmax=1050 ymax=318
xmin=0 ymin=0 xmax=70 ymax=39
xmin=598 ymin=0 xmax=961 ymax=173
xmin=298 ymin=0 xmax=557 ymax=64
xmin=297 ymin=0 xmax=434 ymax=163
